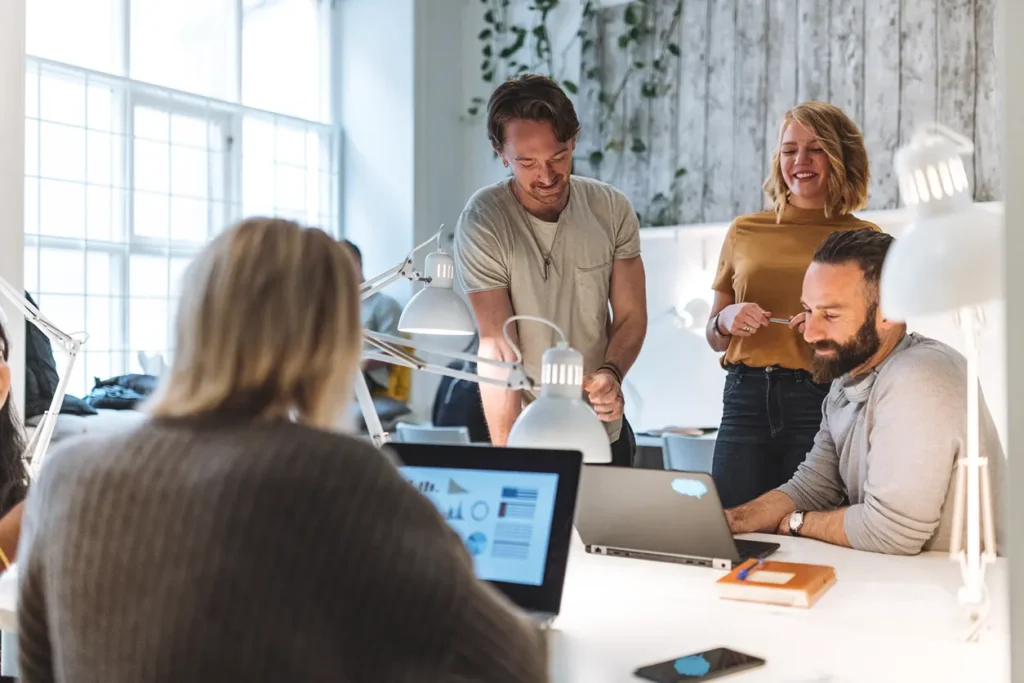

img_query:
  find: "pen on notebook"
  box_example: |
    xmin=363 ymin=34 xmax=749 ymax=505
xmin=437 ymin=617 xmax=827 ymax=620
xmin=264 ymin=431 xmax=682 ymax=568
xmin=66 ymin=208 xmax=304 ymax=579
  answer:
xmin=736 ymin=558 xmax=765 ymax=580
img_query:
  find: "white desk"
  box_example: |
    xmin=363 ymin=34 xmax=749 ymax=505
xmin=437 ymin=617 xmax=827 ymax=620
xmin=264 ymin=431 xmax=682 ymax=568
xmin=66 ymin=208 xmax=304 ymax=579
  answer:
xmin=548 ymin=531 xmax=1010 ymax=682
xmin=0 ymin=533 xmax=1008 ymax=681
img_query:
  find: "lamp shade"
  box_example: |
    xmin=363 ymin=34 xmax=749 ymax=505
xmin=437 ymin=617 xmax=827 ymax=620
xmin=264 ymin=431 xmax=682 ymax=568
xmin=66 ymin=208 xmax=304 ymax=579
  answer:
xmin=880 ymin=125 xmax=1004 ymax=320
xmin=880 ymin=209 xmax=1002 ymax=320
xmin=507 ymin=343 xmax=612 ymax=464
xmin=398 ymin=251 xmax=475 ymax=335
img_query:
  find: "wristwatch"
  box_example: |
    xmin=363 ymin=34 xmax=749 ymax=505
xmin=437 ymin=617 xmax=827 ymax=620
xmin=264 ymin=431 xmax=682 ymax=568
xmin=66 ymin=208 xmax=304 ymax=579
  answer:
xmin=788 ymin=511 xmax=806 ymax=536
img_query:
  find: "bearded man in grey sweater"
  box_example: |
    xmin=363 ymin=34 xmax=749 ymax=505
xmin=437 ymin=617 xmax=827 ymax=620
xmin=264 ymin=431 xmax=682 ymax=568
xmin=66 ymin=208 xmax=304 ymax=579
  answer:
xmin=726 ymin=229 xmax=1003 ymax=556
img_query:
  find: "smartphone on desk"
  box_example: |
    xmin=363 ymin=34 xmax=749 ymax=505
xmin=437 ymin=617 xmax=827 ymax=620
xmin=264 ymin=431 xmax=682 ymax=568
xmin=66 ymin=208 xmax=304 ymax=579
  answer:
xmin=634 ymin=647 xmax=765 ymax=682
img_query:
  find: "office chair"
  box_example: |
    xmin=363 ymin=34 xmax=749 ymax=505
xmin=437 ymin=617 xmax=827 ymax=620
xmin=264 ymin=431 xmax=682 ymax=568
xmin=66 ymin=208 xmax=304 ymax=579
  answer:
xmin=662 ymin=433 xmax=716 ymax=473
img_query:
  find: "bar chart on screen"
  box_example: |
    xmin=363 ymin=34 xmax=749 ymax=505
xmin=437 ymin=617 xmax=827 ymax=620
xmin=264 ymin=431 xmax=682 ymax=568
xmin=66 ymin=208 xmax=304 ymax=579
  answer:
xmin=399 ymin=466 xmax=559 ymax=586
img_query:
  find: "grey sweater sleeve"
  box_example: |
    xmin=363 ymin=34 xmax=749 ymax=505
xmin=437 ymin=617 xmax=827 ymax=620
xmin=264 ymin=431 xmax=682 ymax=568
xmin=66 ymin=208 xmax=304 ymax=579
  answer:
xmin=776 ymin=401 xmax=847 ymax=512
xmin=843 ymin=349 xmax=962 ymax=555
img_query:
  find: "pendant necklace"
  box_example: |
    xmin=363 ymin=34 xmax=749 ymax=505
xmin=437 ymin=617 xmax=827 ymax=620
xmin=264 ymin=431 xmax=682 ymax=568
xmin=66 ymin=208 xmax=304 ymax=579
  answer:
xmin=511 ymin=179 xmax=563 ymax=282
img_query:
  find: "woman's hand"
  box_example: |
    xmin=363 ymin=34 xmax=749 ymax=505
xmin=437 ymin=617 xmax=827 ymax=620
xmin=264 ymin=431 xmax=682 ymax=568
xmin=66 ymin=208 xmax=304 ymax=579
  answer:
xmin=788 ymin=311 xmax=808 ymax=335
xmin=718 ymin=303 xmax=771 ymax=337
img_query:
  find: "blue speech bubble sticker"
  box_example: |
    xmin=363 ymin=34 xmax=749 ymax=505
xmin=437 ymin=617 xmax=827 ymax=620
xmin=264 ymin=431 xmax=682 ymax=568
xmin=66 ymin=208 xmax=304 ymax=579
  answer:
xmin=674 ymin=654 xmax=711 ymax=676
xmin=671 ymin=478 xmax=709 ymax=499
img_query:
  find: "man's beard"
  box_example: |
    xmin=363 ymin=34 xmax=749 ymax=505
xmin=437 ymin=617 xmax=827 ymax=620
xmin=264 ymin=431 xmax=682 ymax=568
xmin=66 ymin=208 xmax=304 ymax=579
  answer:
xmin=810 ymin=304 xmax=882 ymax=383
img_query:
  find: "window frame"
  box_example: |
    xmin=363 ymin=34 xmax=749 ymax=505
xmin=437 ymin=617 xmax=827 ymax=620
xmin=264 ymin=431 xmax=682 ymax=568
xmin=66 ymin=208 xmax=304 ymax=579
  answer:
xmin=23 ymin=0 xmax=341 ymax=397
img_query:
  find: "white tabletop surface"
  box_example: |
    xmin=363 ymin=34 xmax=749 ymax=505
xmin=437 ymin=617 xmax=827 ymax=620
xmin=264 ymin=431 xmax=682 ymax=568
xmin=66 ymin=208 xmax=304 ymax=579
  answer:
xmin=0 ymin=532 xmax=1009 ymax=681
xmin=548 ymin=531 xmax=1010 ymax=682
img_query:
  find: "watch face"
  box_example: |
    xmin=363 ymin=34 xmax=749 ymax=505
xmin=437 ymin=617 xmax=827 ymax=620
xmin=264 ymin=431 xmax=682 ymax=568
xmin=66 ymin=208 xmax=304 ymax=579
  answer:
xmin=789 ymin=512 xmax=803 ymax=532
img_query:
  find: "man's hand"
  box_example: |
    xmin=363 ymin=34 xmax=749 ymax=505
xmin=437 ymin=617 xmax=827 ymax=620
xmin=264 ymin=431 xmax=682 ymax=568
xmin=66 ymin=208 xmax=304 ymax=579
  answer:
xmin=776 ymin=513 xmax=792 ymax=536
xmin=725 ymin=491 xmax=796 ymax=534
xmin=582 ymin=370 xmax=624 ymax=422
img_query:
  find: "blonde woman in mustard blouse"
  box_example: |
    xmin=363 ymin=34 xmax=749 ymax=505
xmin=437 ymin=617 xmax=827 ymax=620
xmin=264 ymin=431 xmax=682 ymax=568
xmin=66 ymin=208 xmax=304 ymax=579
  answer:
xmin=706 ymin=101 xmax=880 ymax=508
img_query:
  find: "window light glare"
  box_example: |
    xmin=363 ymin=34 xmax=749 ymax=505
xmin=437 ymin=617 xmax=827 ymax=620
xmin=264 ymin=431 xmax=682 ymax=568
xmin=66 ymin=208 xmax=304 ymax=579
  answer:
xmin=900 ymin=173 xmax=920 ymax=205
xmin=914 ymin=169 xmax=931 ymax=202
xmin=951 ymin=157 xmax=970 ymax=192
xmin=926 ymin=165 xmax=943 ymax=199
xmin=939 ymin=161 xmax=955 ymax=196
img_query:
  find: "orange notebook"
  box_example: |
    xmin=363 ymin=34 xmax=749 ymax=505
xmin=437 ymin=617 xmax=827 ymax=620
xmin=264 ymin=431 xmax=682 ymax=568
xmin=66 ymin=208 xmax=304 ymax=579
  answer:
xmin=716 ymin=559 xmax=837 ymax=608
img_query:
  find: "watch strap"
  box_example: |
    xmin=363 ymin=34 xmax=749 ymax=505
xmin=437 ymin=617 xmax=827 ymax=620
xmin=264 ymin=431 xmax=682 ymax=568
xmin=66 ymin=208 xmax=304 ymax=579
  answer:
xmin=789 ymin=511 xmax=805 ymax=536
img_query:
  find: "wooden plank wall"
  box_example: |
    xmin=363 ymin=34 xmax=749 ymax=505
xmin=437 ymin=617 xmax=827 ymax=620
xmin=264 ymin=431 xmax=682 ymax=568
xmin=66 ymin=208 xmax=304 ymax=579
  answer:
xmin=579 ymin=0 xmax=999 ymax=225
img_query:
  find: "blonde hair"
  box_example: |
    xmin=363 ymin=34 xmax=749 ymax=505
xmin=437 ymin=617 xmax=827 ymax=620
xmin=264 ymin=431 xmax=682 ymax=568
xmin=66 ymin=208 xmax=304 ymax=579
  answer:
xmin=147 ymin=217 xmax=362 ymax=430
xmin=764 ymin=101 xmax=870 ymax=220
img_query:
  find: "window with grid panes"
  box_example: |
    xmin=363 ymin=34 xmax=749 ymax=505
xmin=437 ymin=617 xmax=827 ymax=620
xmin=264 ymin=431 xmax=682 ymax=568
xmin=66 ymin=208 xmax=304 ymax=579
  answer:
xmin=23 ymin=0 xmax=339 ymax=399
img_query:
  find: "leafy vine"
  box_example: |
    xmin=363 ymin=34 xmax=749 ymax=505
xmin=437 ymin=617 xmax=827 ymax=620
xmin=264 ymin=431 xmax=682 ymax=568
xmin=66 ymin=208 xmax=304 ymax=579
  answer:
xmin=467 ymin=0 xmax=688 ymax=226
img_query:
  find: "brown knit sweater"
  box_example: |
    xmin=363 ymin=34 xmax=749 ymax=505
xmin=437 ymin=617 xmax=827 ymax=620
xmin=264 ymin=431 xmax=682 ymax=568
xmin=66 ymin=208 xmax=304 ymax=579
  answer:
xmin=16 ymin=416 xmax=548 ymax=683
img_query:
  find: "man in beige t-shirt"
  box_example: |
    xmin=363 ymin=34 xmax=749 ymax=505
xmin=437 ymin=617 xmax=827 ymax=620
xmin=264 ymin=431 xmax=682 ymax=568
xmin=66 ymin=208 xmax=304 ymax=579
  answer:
xmin=455 ymin=75 xmax=648 ymax=466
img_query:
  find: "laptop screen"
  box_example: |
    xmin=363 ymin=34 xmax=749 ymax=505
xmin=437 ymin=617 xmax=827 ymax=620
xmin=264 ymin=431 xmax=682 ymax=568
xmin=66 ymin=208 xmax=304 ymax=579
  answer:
xmin=399 ymin=466 xmax=559 ymax=586
xmin=388 ymin=443 xmax=582 ymax=617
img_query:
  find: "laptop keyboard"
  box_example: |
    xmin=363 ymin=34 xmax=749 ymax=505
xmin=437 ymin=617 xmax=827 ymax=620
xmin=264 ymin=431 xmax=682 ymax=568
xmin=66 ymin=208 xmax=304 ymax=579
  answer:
xmin=736 ymin=538 xmax=779 ymax=560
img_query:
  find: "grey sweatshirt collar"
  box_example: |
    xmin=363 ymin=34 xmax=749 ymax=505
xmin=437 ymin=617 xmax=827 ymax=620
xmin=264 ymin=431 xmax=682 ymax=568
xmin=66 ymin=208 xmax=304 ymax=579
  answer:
xmin=836 ymin=333 xmax=915 ymax=404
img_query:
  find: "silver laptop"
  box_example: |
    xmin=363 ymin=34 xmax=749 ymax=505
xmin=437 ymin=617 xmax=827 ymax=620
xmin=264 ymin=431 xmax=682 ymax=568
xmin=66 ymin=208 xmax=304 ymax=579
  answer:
xmin=575 ymin=467 xmax=779 ymax=570
xmin=389 ymin=442 xmax=583 ymax=626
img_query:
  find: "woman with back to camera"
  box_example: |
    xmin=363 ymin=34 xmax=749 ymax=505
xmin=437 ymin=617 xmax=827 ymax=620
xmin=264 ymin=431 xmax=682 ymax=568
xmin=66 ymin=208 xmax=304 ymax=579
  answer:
xmin=15 ymin=218 xmax=547 ymax=683
xmin=707 ymin=101 xmax=880 ymax=509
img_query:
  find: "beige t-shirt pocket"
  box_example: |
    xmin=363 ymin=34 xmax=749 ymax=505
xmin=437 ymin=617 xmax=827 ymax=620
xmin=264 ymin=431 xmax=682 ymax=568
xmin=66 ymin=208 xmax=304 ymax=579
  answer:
xmin=575 ymin=260 xmax=612 ymax=326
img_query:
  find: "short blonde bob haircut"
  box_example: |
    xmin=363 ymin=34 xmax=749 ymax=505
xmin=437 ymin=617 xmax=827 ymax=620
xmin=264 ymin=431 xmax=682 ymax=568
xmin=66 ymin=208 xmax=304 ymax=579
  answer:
xmin=764 ymin=100 xmax=870 ymax=220
xmin=147 ymin=217 xmax=361 ymax=430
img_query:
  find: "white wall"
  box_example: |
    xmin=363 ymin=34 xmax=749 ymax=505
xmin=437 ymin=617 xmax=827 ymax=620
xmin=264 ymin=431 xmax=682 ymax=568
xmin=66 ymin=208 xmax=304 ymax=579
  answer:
xmin=339 ymin=0 xmax=475 ymax=421
xmin=0 ymin=0 xmax=26 ymax=413
xmin=409 ymin=0 xmax=475 ymax=418
xmin=337 ymin=0 xmax=416 ymax=300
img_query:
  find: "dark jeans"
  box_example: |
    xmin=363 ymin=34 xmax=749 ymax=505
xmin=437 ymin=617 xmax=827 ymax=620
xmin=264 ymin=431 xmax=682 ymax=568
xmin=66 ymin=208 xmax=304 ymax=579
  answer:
xmin=610 ymin=416 xmax=637 ymax=467
xmin=711 ymin=364 xmax=830 ymax=509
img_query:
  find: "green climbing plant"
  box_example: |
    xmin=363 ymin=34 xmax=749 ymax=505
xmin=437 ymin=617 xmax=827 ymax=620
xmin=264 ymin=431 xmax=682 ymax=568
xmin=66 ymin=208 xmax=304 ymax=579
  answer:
xmin=467 ymin=0 xmax=688 ymax=227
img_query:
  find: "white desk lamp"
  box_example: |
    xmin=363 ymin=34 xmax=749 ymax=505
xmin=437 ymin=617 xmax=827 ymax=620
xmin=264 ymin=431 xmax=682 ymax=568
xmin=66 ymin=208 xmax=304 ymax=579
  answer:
xmin=355 ymin=228 xmax=611 ymax=464
xmin=0 ymin=277 xmax=85 ymax=475
xmin=359 ymin=227 xmax=475 ymax=336
xmin=879 ymin=123 xmax=1002 ymax=640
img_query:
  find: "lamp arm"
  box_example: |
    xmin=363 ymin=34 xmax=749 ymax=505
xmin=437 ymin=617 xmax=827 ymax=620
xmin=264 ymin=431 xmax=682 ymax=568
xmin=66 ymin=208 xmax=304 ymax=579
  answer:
xmin=364 ymin=330 xmax=527 ymax=379
xmin=363 ymin=351 xmax=530 ymax=391
xmin=948 ymin=305 xmax=999 ymax=641
xmin=0 ymin=277 xmax=83 ymax=355
xmin=356 ymin=324 xmax=535 ymax=446
xmin=359 ymin=225 xmax=446 ymax=301
xmin=360 ymin=262 xmax=411 ymax=300
xmin=26 ymin=350 xmax=79 ymax=475
xmin=0 ymin=276 xmax=86 ymax=475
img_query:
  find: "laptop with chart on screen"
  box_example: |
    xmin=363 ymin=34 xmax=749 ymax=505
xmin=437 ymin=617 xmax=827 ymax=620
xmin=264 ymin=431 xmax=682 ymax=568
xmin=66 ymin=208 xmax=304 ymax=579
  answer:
xmin=391 ymin=443 xmax=583 ymax=624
